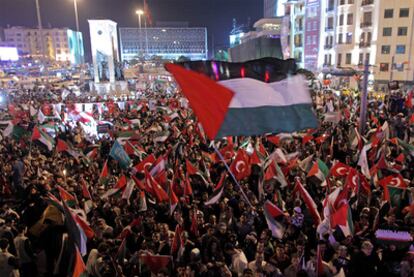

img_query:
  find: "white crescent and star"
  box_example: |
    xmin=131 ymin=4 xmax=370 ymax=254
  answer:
xmin=236 ymin=161 xmax=246 ymax=173
xmin=391 ymin=177 xmax=401 ymax=187
xmin=336 ymin=167 xmax=348 ymax=176
xmin=143 ymin=163 xmax=152 ymax=170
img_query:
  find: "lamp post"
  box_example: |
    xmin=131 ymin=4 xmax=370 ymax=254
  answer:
xmin=135 ymin=9 xmax=144 ymax=29
xmin=135 ymin=10 xmax=144 ymax=59
xmin=73 ymin=0 xmax=80 ymax=33
xmin=35 ymin=0 xmax=48 ymax=81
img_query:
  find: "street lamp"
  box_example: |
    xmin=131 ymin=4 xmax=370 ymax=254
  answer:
xmin=73 ymin=0 xmax=80 ymax=33
xmin=135 ymin=9 xmax=144 ymax=29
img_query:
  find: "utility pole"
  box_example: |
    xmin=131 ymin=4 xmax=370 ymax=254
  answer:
xmin=389 ymin=55 xmax=395 ymax=82
xmin=73 ymin=0 xmax=80 ymax=33
xmin=35 ymin=0 xmax=48 ymax=81
xmin=359 ymin=58 xmax=369 ymax=134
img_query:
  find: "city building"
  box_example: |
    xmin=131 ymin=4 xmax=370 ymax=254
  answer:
xmin=119 ymin=26 xmax=207 ymax=61
xmin=285 ymin=0 xmax=307 ymax=68
xmin=316 ymin=0 xmax=414 ymax=86
xmin=228 ymin=18 xmax=285 ymax=62
xmin=229 ymin=19 xmax=251 ymax=48
xmin=374 ymin=0 xmax=414 ymax=85
xmin=264 ymin=0 xmax=288 ymax=17
xmin=0 ymin=26 xmax=84 ymax=64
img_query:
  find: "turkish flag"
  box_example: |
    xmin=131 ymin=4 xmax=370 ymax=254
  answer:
xmin=330 ymin=162 xmax=350 ymax=177
xmin=230 ymin=149 xmax=251 ymax=180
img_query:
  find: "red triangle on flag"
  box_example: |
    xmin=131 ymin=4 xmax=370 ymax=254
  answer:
xmin=31 ymin=126 xmax=41 ymax=141
xmin=115 ymin=175 xmax=127 ymax=189
xmin=330 ymin=204 xmax=348 ymax=228
xmin=186 ymin=160 xmax=199 ymax=175
xmin=56 ymin=139 xmax=69 ymax=153
xmin=164 ymin=63 xmax=234 ymax=140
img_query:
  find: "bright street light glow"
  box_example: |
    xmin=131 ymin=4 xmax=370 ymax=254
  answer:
xmin=135 ymin=10 xmax=144 ymax=15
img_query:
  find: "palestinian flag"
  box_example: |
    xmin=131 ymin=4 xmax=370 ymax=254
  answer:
xmin=185 ymin=160 xmax=199 ymax=175
xmin=294 ymin=179 xmax=321 ymax=226
xmin=99 ymin=160 xmax=109 ymax=184
xmin=57 ymin=185 xmax=77 ymax=207
xmin=165 ymin=58 xmax=317 ymax=139
xmin=3 ymin=123 xmax=30 ymax=141
xmin=263 ymin=200 xmax=285 ymax=239
xmin=307 ymin=159 xmax=329 ymax=183
xmin=205 ymin=173 xmax=226 ymax=206
xmin=71 ymin=246 xmax=87 ymax=277
xmin=32 ymin=126 xmax=55 ymax=151
xmin=330 ymin=203 xmax=354 ymax=237
xmin=397 ymin=138 xmax=414 ymax=156
xmin=56 ymin=139 xmax=82 ymax=158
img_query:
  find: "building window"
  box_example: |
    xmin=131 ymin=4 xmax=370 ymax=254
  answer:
xmin=384 ymin=9 xmax=394 ymax=18
xmin=346 ymin=33 xmax=352 ymax=43
xmin=339 ymin=14 xmax=344 ymax=25
xmin=400 ymin=8 xmax=409 ymax=17
xmin=383 ymin=27 xmax=392 ymax=36
xmin=347 ymin=14 xmax=353 ymax=25
xmin=339 ymin=0 xmax=345 ymax=5
xmin=346 ymin=53 xmax=352 ymax=64
xmin=348 ymin=0 xmax=354 ymax=4
xmin=359 ymin=53 xmax=364 ymax=64
xmin=337 ymin=53 xmax=342 ymax=66
xmin=338 ymin=33 xmax=343 ymax=44
xmin=381 ymin=45 xmax=391 ymax=54
xmin=380 ymin=63 xmax=389 ymax=72
xmin=396 ymin=45 xmax=406 ymax=54
xmin=366 ymin=53 xmax=370 ymax=62
xmin=398 ymin=27 xmax=408 ymax=36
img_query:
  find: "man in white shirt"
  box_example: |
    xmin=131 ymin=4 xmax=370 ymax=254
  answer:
xmin=224 ymin=243 xmax=248 ymax=276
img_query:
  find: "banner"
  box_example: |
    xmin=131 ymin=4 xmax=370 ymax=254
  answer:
xmin=110 ymin=140 xmax=131 ymax=169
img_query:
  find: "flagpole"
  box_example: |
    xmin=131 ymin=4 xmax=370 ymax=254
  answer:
xmin=212 ymin=144 xmax=253 ymax=208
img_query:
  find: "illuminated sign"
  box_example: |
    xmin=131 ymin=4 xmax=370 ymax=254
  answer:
xmin=0 ymin=47 xmax=19 ymax=61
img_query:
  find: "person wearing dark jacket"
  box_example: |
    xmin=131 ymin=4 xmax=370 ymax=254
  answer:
xmin=349 ymin=241 xmax=380 ymax=277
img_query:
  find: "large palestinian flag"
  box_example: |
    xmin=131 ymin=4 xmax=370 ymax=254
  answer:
xmin=165 ymin=58 xmax=318 ymax=139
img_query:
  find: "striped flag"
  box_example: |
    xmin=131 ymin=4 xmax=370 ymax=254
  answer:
xmin=32 ymin=126 xmax=55 ymax=151
xmin=205 ymin=173 xmax=226 ymax=206
xmin=263 ymin=200 xmax=285 ymax=239
xmin=165 ymin=59 xmax=317 ymax=139
xmin=294 ymin=179 xmax=321 ymax=226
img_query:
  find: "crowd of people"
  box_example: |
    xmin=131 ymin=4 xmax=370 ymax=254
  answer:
xmin=0 ymin=77 xmax=414 ymax=277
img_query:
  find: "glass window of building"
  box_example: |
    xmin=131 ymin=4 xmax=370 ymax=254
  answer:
xmin=380 ymin=63 xmax=389 ymax=72
xmin=381 ymin=45 xmax=391 ymax=54
xmin=359 ymin=53 xmax=364 ymax=64
xmin=338 ymin=33 xmax=343 ymax=44
xmin=346 ymin=53 xmax=352 ymax=64
xmin=400 ymin=8 xmax=409 ymax=17
xmin=398 ymin=27 xmax=408 ymax=36
xmin=337 ymin=53 xmax=342 ymax=66
xmin=383 ymin=27 xmax=392 ymax=36
xmin=384 ymin=9 xmax=394 ymax=18
xmin=346 ymin=33 xmax=352 ymax=43
xmin=348 ymin=0 xmax=354 ymax=4
xmin=339 ymin=14 xmax=344 ymax=26
xmin=396 ymin=45 xmax=406 ymax=54
xmin=347 ymin=14 xmax=353 ymax=25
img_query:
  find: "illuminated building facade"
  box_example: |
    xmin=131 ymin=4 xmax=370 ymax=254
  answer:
xmin=0 ymin=26 xmax=84 ymax=64
xmin=119 ymin=27 xmax=207 ymax=61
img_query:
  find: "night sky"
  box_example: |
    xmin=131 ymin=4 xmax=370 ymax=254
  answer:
xmin=0 ymin=0 xmax=263 ymax=61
